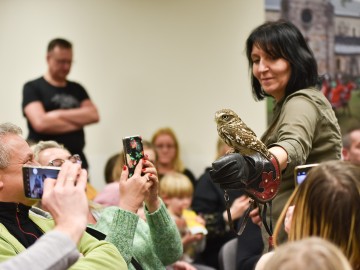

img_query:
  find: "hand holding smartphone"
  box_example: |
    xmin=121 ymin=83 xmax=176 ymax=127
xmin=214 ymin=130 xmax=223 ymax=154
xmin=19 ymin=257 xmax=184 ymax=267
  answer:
xmin=122 ymin=135 xmax=144 ymax=177
xmin=23 ymin=165 xmax=61 ymax=199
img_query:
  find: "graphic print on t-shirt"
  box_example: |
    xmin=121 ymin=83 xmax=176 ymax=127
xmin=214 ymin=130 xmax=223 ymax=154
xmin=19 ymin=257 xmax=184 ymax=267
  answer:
xmin=51 ymin=94 xmax=80 ymax=109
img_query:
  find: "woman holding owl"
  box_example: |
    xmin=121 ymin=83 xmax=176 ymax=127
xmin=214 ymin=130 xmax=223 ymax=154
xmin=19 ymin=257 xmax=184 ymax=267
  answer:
xmin=211 ymin=19 xmax=342 ymax=269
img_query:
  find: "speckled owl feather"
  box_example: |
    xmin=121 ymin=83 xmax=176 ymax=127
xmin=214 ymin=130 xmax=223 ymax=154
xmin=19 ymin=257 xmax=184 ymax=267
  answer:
xmin=215 ymin=108 xmax=271 ymax=159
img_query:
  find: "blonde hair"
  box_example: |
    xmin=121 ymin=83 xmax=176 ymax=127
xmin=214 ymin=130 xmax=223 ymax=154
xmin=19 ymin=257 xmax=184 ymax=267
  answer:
xmin=159 ymin=172 xmax=193 ymax=199
xmin=266 ymin=237 xmax=352 ymax=270
xmin=151 ymin=127 xmax=184 ymax=172
xmin=32 ymin=140 xmax=65 ymax=161
xmin=274 ymin=160 xmax=360 ymax=270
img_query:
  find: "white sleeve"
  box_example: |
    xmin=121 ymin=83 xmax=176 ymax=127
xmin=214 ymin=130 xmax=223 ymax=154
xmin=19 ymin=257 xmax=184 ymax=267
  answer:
xmin=0 ymin=231 xmax=80 ymax=270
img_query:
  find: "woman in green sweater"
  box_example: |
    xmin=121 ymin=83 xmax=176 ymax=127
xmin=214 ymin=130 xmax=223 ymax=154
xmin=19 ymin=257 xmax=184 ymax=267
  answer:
xmin=32 ymin=140 xmax=183 ymax=270
xmin=93 ymin=157 xmax=183 ymax=270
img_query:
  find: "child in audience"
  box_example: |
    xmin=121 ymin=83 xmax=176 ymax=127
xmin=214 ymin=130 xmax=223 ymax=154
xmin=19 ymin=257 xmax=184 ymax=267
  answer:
xmin=160 ymin=172 xmax=215 ymax=270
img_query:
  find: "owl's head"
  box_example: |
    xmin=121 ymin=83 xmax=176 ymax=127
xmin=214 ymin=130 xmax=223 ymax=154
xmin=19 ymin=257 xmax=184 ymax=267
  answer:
xmin=215 ymin=109 xmax=239 ymax=126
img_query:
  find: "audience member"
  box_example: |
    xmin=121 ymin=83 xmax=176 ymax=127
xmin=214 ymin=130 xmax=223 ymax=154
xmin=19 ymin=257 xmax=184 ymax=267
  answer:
xmin=31 ymin=138 xmax=181 ymax=269
xmin=151 ymin=127 xmax=196 ymax=186
xmin=192 ymin=138 xmax=252 ymax=269
xmin=160 ymin=172 xmax=215 ymax=270
xmin=31 ymin=140 xmax=98 ymax=200
xmin=92 ymin=158 xmax=183 ymax=269
xmin=258 ymin=237 xmax=352 ymax=270
xmin=32 ymin=140 xmax=103 ymax=224
xmin=22 ymin=38 xmax=99 ymax=170
xmin=255 ymin=160 xmax=360 ymax=270
xmin=0 ymin=151 xmax=89 ymax=270
xmin=342 ymin=126 xmax=360 ymax=165
xmin=0 ymin=122 xmax=126 ymax=269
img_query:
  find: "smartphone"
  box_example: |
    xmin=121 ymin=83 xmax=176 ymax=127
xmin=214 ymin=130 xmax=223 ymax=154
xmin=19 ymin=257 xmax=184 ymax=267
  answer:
xmin=294 ymin=163 xmax=318 ymax=185
xmin=122 ymin=135 xmax=144 ymax=177
xmin=22 ymin=165 xmax=61 ymax=199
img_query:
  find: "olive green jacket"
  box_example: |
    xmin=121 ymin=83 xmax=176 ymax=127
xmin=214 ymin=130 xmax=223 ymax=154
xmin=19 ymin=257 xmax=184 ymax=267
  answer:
xmin=262 ymin=88 xmax=342 ymax=244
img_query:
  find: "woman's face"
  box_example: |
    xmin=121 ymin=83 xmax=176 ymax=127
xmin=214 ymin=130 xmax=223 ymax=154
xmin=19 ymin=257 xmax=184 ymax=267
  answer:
xmin=251 ymin=45 xmax=291 ymax=102
xmin=154 ymin=134 xmax=176 ymax=165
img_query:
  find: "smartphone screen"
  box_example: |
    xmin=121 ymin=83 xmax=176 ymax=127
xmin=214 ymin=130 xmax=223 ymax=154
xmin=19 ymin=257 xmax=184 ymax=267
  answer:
xmin=294 ymin=164 xmax=318 ymax=185
xmin=122 ymin=135 xmax=144 ymax=177
xmin=22 ymin=166 xmax=60 ymax=199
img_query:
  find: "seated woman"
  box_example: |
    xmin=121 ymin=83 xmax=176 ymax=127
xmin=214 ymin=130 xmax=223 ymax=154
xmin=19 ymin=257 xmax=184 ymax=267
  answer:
xmin=32 ymin=140 xmax=183 ymax=270
xmin=255 ymin=160 xmax=360 ymax=270
xmin=151 ymin=127 xmax=196 ymax=187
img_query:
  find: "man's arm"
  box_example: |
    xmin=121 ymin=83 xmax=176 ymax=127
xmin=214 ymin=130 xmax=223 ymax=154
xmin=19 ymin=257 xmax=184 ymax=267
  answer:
xmin=24 ymin=99 xmax=99 ymax=134
xmin=57 ymin=99 xmax=100 ymax=126
xmin=45 ymin=162 xmax=126 ymax=270
xmin=24 ymin=101 xmax=82 ymax=134
xmin=0 ymin=231 xmax=79 ymax=270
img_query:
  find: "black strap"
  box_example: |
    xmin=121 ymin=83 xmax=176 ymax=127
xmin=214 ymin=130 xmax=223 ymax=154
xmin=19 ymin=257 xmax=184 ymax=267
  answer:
xmin=85 ymin=227 xmax=106 ymax=240
xmin=224 ymin=190 xmax=254 ymax=236
xmin=224 ymin=190 xmax=274 ymax=251
xmin=131 ymin=257 xmax=144 ymax=270
xmin=261 ymin=201 xmax=274 ymax=251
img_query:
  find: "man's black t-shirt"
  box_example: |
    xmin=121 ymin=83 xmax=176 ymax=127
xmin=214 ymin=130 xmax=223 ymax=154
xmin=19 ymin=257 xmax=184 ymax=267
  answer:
xmin=22 ymin=77 xmax=90 ymax=168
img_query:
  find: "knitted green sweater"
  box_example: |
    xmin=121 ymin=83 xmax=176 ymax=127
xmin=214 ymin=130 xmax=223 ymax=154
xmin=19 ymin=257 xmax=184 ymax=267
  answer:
xmin=92 ymin=200 xmax=183 ymax=270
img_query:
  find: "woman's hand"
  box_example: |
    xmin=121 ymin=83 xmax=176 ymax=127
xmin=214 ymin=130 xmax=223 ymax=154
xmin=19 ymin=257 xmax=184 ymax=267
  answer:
xmin=142 ymin=155 xmax=160 ymax=213
xmin=118 ymin=159 xmax=153 ymax=213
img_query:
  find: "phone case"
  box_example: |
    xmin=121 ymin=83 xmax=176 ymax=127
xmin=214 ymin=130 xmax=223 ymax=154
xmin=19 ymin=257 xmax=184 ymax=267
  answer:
xmin=294 ymin=163 xmax=318 ymax=185
xmin=22 ymin=165 xmax=61 ymax=199
xmin=122 ymin=135 xmax=144 ymax=177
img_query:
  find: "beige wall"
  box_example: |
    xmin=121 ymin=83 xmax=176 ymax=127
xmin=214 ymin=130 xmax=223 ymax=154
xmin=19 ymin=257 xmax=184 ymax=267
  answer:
xmin=0 ymin=0 xmax=266 ymax=191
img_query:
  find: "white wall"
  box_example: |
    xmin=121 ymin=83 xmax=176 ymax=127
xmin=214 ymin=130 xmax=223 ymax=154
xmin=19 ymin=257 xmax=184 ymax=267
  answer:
xmin=0 ymin=0 xmax=266 ymax=191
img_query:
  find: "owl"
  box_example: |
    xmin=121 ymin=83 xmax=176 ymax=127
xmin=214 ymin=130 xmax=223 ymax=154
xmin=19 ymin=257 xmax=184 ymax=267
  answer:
xmin=215 ymin=108 xmax=271 ymax=159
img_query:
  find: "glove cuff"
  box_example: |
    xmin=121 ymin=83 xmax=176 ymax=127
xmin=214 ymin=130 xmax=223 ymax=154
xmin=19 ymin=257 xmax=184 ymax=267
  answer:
xmin=245 ymin=153 xmax=281 ymax=203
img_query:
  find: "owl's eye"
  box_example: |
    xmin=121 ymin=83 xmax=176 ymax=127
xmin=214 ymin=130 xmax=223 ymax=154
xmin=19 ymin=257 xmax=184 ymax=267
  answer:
xmin=222 ymin=115 xmax=228 ymax=120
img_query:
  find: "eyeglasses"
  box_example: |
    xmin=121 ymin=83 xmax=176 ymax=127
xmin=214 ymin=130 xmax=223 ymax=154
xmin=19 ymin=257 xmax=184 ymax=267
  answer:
xmin=48 ymin=154 xmax=82 ymax=167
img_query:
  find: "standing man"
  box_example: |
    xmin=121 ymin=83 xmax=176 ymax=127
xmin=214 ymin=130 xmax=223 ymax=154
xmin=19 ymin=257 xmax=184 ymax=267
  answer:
xmin=22 ymin=38 xmax=99 ymax=169
xmin=342 ymin=126 xmax=360 ymax=165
